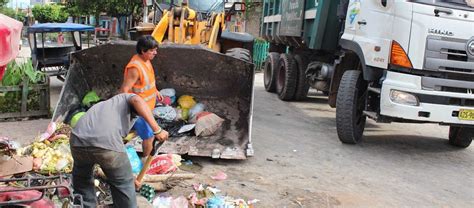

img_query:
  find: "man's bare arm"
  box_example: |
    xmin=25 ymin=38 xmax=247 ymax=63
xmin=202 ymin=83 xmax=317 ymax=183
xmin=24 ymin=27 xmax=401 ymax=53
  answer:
xmin=128 ymin=95 xmax=168 ymax=156
xmin=120 ymin=68 xmax=139 ymax=93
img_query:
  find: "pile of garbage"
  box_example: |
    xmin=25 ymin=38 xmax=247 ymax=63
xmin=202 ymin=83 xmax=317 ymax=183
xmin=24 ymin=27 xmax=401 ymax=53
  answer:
xmin=154 ymin=88 xmax=224 ymax=138
xmin=16 ymin=122 xmax=73 ymax=174
xmin=151 ymin=184 xmax=259 ymax=208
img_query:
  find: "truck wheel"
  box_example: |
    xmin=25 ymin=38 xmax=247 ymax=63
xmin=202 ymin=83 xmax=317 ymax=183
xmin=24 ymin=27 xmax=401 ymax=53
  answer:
xmin=226 ymin=48 xmax=251 ymax=62
xmin=294 ymin=54 xmax=310 ymax=100
xmin=449 ymin=126 xmax=473 ymax=148
xmin=336 ymin=70 xmax=367 ymax=144
xmin=276 ymin=54 xmax=297 ymax=101
xmin=263 ymin=52 xmax=279 ymax=92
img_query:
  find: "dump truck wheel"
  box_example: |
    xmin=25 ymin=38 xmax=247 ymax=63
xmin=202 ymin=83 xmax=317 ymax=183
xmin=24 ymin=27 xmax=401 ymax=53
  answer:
xmin=263 ymin=52 xmax=279 ymax=92
xmin=336 ymin=70 xmax=367 ymax=144
xmin=226 ymin=48 xmax=251 ymax=62
xmin=449 ymin=126 xmax=473 ymax=148
xmin=276 ymin=54 xmax=297 ymax=101
xmin=294 ymin=54 xmax=310 ymax=100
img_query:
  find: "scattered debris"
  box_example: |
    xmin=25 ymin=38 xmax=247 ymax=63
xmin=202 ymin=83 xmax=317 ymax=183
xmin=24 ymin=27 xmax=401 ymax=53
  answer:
xmin=16 ymin=122 xmax=73 ymax=174
xmin=210 ymin=171 xmax=228 ymax=181
xmin=143 ymin=172 xmax=196 ymax=183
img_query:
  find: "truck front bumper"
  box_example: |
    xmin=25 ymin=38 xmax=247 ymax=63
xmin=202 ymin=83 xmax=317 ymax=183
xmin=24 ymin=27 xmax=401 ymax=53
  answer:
xmin=380 ymin=71 xmax=474 ymax=125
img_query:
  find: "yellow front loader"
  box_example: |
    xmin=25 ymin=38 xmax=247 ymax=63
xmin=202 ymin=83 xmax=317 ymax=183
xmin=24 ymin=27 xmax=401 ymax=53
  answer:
xmin=150 ymin=0 xmax=253 ymax=60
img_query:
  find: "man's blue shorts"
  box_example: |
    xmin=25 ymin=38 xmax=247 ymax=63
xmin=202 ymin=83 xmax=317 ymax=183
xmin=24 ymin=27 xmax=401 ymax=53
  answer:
xmin=132 ymin=117 xmax=154 ymax=140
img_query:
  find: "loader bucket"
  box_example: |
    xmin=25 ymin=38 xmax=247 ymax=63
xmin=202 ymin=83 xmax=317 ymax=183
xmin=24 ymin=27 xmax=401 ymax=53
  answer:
xmin=53 ymin=41 xmax=254 ymax=159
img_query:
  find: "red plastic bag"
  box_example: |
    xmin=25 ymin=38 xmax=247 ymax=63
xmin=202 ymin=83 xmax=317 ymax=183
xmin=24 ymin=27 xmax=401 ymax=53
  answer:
xmin=0 ymin=14 xmax=22 ymax=67
xmin=0 ymin=187 xmax=55 ymax=208
xmin=146 ymin=154 xmax=177 ymax=175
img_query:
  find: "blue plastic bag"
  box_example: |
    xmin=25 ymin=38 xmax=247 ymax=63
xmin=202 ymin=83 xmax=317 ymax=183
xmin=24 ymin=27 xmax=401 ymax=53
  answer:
xmin=126 ymin=145 xmax=143 ymax=174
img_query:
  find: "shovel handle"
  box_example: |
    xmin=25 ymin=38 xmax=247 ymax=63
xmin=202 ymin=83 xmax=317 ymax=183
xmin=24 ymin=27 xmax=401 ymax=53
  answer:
xmin=136 ymin=140 xmax=162 ymax=183
xmin=136 ymin=155 xmax=154 ymax=183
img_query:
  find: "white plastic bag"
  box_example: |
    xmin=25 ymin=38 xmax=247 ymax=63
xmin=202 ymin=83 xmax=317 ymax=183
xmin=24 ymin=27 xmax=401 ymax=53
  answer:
xmin=153 ymin=106 xmax=177 ymax=121
xmin=160 ymin=88 xmax=176 ymax=97
xmin=188 ymin=103 xmax=205 ymax=121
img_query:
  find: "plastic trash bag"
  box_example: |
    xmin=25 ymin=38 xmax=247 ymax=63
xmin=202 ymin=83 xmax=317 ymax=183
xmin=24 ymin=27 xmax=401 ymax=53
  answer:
xmin=160 ymin=88 xmax=177 ymax=105
xmin=70 ymin=112 xmax=86 ymax=128
xmin=189 ymin=103 xmax=205 ymax=121
xmin=125 ymin=145 xmax=142 ymax=174
xmin=195 ymin=113 xmax=224 ymax=137
xmin=82 ymin=91 xmax=100 ymax=108
xmin=160 ymin=88 xmax=176 ymax=97
xmin=146 ymin=154 xmax=178 ymax=175
xmin=178 ymin=124 xmax=196 ymax=134
xmin=153 ymin=106 xmax=177 ymax=121
xmin=207 ymin=196 xmax=225 ymax=208
xmin=177 ymin=95 xmax=196 ymax=109
xmin=152 ymin=196 xmax=172 ymax=208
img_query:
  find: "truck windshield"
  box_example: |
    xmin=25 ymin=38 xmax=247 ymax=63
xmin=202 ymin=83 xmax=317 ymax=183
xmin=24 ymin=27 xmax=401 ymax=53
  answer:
xmin=189 ymin=0 xmax=223 ymax=12
xmin=411 ymin=0 xmax=474 ymax=11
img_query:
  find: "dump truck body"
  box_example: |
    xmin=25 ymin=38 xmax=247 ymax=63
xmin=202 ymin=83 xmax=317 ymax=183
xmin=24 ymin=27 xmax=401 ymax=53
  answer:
xmin=53 ymin=41 xmax=254 ymax=159
xmin=261 ymin=0 xmax=342 ymax=51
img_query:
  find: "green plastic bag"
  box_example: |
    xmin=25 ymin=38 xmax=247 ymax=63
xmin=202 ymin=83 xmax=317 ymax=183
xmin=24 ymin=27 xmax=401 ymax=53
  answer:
xmin=82 ymin=91 xmax=100 ymax=107
xmin=70 ymin=112 xmax=86 ymax=128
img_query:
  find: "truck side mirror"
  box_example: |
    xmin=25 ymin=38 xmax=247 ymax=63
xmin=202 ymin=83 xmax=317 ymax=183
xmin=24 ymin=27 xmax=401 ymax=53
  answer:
xmin=232 ymin=2 xmax=246 ymax=12
xmin=381 ymin=0 xmax=387 ymax=7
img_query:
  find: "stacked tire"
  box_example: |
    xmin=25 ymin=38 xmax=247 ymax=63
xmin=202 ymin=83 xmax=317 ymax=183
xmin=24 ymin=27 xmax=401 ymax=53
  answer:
xmin=263 ymin=53 xmax=309 ymax=101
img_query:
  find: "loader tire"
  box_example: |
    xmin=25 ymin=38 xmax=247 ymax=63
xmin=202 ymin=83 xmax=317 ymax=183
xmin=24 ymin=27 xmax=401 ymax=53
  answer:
xmin=449 ymin=126 xmax=473 ymax=148
xmin=336 ymin=70 xmax=367 ymax=144
xmin=276 ymin=54 xmax=298 ymax=101
xmin=263 ymin=52 xmax=279 ymax=92
xmin=294 ymin=54 xmax=310 ymax=100
xmin=226 ymin=48 xmax=251 ymax=62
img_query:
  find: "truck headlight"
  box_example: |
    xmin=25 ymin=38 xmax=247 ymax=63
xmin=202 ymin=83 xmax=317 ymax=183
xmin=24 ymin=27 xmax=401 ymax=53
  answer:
xmin=390 ymin=90 xmax=419 ymax=106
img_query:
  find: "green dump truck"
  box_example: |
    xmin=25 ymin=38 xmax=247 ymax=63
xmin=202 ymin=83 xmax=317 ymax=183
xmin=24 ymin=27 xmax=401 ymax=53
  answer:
xmin=262 ymin=0 xmax=474 ymax=147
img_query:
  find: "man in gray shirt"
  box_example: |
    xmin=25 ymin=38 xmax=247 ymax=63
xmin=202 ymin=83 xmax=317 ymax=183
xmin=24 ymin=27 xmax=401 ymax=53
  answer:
xmin=71 ymin=93 xmax=168 ymax=208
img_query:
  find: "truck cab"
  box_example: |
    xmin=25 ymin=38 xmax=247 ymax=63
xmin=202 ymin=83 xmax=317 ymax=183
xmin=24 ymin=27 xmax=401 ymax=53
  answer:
xmin=337 ymin=0 xmax=474 ymax=147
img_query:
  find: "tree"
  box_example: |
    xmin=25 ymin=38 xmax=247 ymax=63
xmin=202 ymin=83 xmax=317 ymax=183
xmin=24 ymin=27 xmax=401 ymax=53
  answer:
xmin=32 ymin=4 xmax=69 ymax=23
xmin=0 ymin=6 xmax=26 ymax=22
xmin=66 ymin=0 xmax=142 ymax=38
xmin=0 ymin=0 xmax=8 ymax=8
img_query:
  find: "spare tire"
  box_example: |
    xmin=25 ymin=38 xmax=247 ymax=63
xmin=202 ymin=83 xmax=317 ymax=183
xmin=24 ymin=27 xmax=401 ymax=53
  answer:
xmin=276 ymin=54 xmax=297 ymax=101
xmin=263 ymin=52 xmax=279 ymax=92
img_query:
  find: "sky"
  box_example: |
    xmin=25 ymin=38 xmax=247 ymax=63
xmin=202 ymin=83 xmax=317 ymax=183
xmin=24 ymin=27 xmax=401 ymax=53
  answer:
xmin=7 ymin=0 xmax=31 ymax=9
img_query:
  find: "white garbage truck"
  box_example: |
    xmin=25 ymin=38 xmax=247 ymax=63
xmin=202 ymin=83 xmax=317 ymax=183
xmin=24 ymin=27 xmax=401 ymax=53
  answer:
xmin=261 ymin=0 xmax=474 ymax=147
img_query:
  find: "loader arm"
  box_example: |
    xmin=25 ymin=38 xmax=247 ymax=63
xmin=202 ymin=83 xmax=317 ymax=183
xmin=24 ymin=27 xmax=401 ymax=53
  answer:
xmin=151 ymin=10 xmax=169 ymax=43
xmin=208 ymin=13 xmax=225 ymax=51
xmin=150 ymin=3 xmax=226 ymax=52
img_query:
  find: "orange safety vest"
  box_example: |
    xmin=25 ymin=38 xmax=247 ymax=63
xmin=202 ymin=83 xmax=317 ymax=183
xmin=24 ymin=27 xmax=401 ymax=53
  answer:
xmin=124 ymin=54 xmax=157 ymax=110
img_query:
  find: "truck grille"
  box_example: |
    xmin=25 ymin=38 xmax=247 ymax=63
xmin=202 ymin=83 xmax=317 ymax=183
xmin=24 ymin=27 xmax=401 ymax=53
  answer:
xmin=422 ymin=36 xmax=474 ymax=94
xmin=424 ymin=36 xmax=474 ymax=75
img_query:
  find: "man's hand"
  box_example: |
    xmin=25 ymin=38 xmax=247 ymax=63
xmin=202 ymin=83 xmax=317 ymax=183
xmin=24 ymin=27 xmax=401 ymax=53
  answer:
xmin=134 ymin=177 xmax=142 ymax=191
xmin=156 ymin=91 xmax=164 ymax=102
xmin=155 ymin=130 xmax=169 ymax=142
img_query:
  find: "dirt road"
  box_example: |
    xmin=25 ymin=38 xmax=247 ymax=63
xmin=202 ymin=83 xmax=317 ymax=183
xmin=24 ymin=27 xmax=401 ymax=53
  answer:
xmin=1 ymin=73 xmax=472 ymax=207
xmin=167 ymin=73 xmax=473 ymax=207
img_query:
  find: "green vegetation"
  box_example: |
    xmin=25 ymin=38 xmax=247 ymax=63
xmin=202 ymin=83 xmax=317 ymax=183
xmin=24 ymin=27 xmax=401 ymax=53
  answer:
xmin=32 ymin=4 xmax=69 ymax=23
xmin=0 ymin=2 xmax=27 ymax=22
xmin=0 ymin=60 xmax=47 ymax=113
xmin=65 ymin=0 xmax=142 ymax=26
